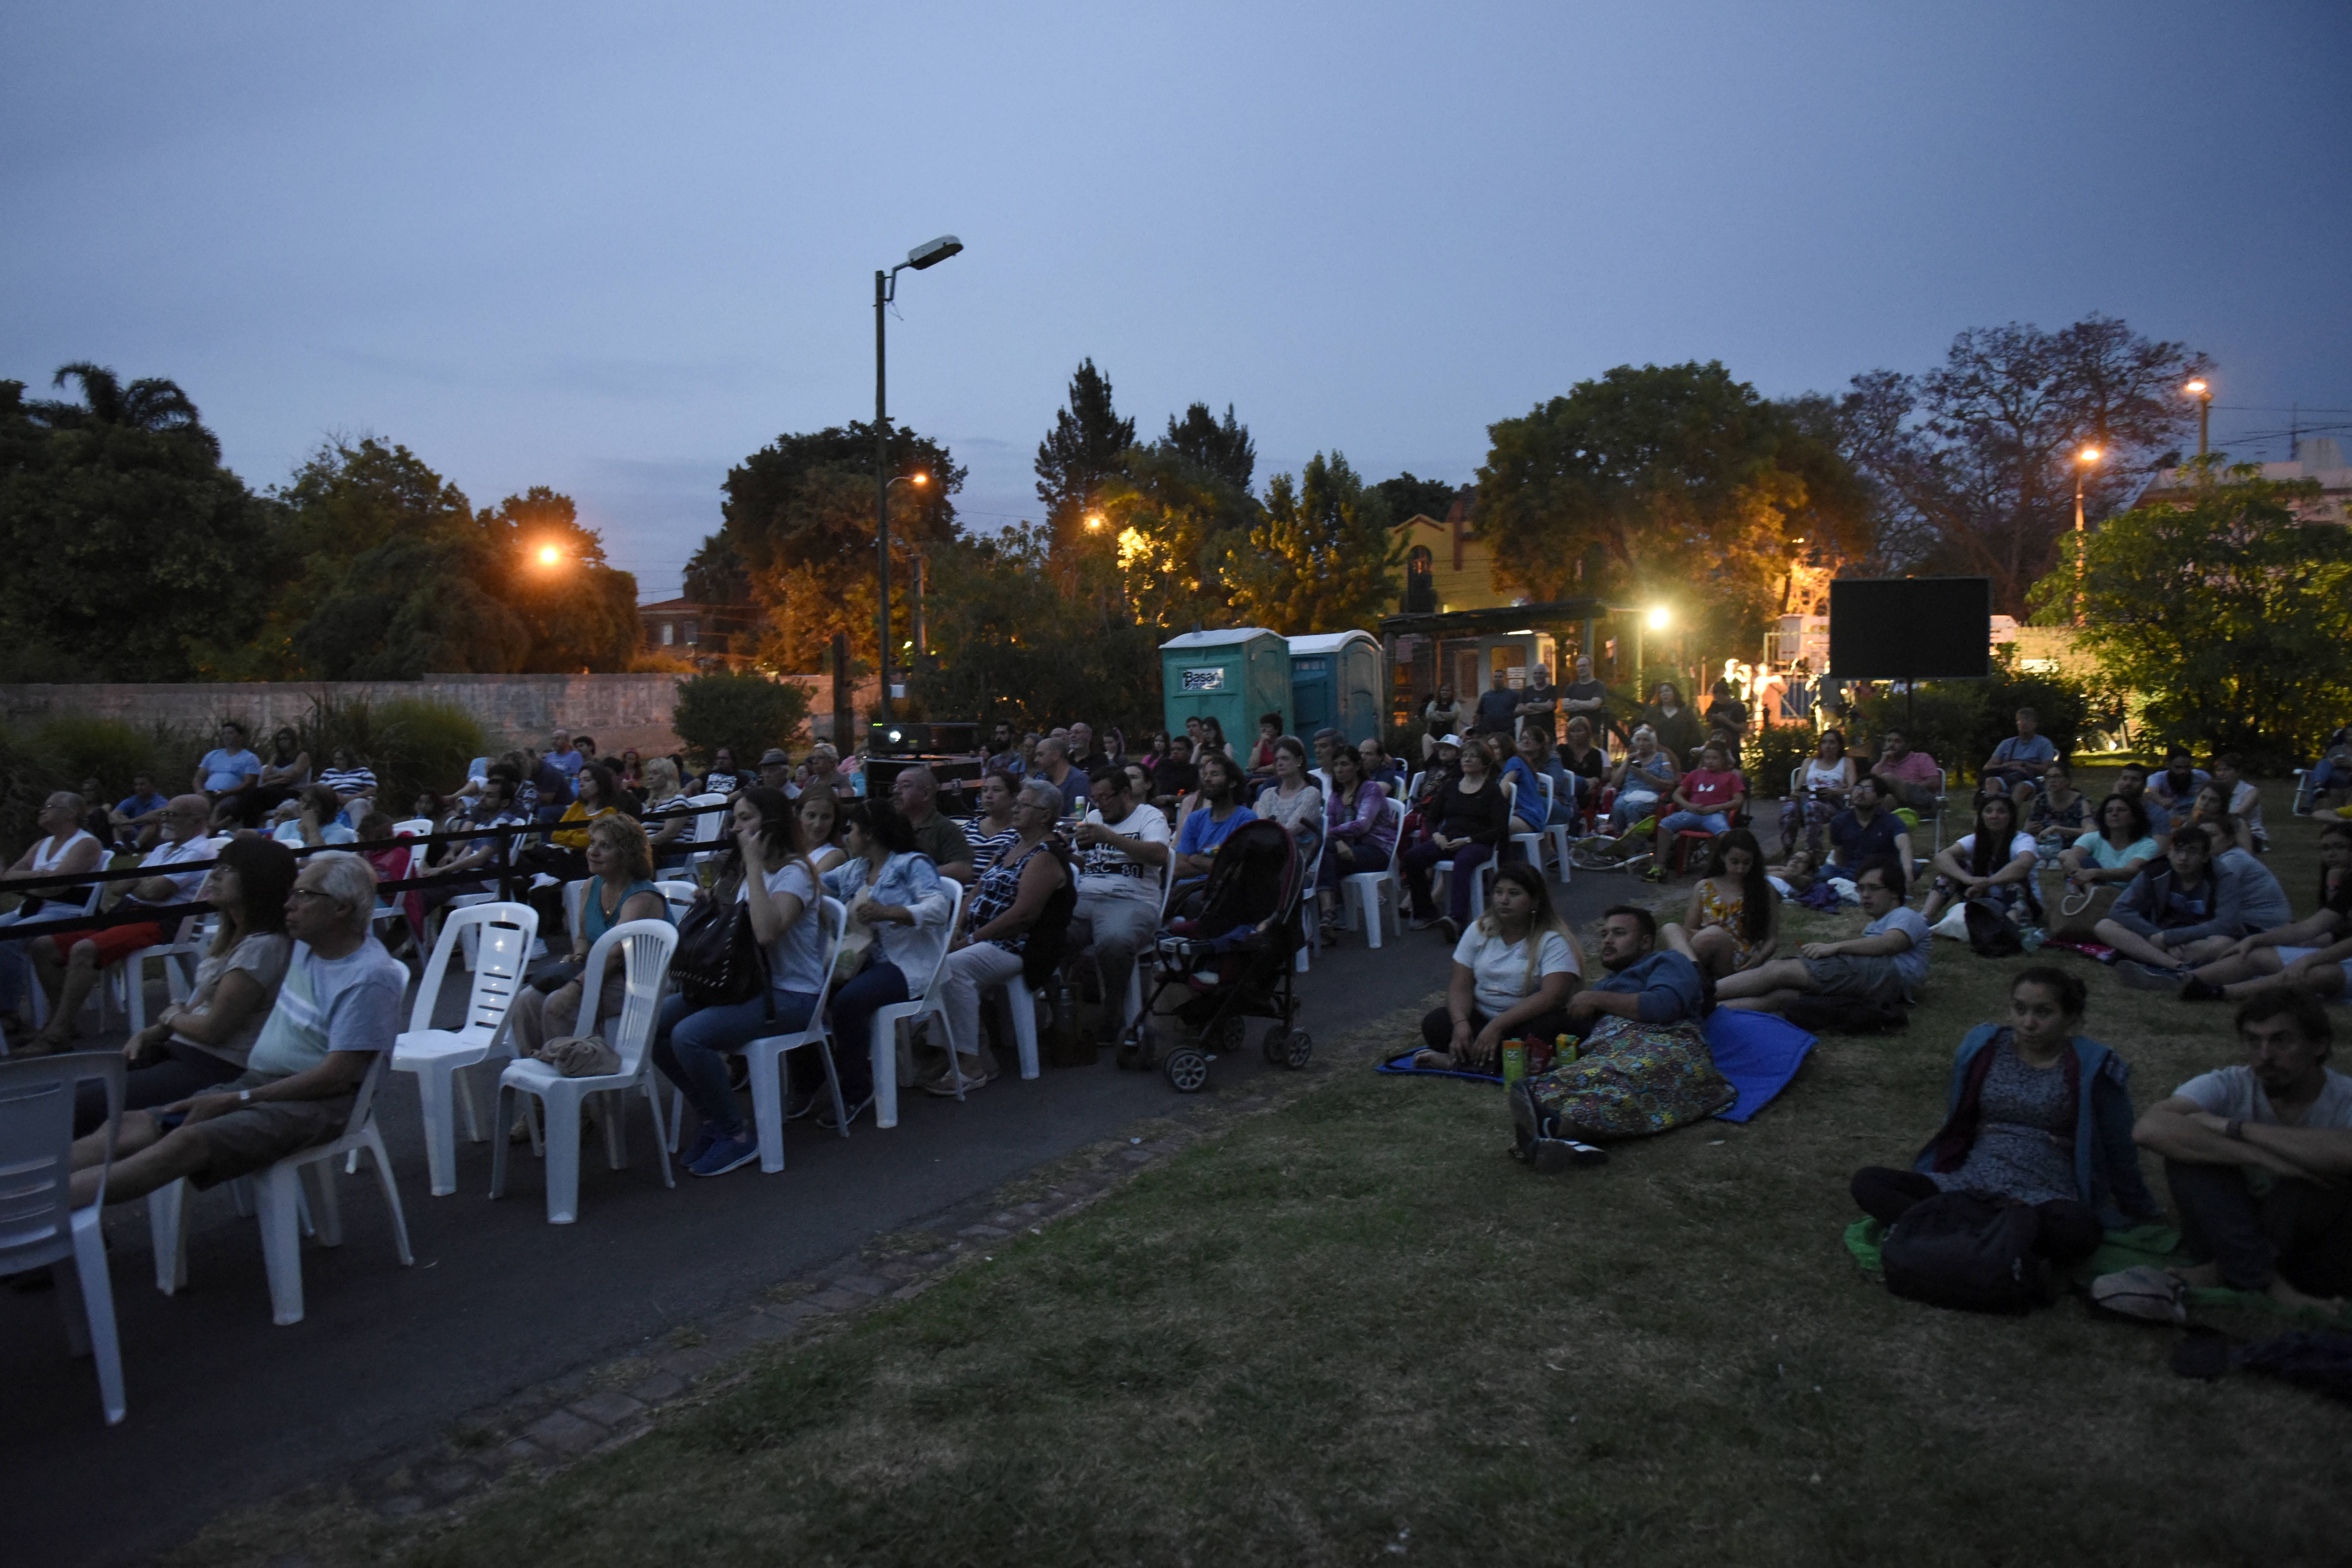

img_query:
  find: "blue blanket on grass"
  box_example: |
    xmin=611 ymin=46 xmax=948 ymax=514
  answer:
xmin=1375 ymin=1008 xmax=1814 ymax=1123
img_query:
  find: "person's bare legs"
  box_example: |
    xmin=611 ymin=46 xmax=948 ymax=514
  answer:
xmin=2188 ymin=950 xmax=2283 ymax=989
xmin=2225 ymin=963 xmax=2348 ymax=1003
xmin=1714 ymin=956 xmax=1811 ymax=1002
xmin=1686 ymin=924 xmax=1738 ymax=981
xmin=2171 ymin=935 xmax=2236 ymax=966
xmin=28 ymin=936 xmax=103 ymax=1048
xmin=1918 ymin=885 xmax=1954 ymax=924
xmin=1720 ymin=988 xmax=1808 ymax=1013
xmin=64 ymin=1108 xmax=207 ymax=1207
xmin=2171 ymin=1260 xmax=2347 ymax=1316
xmin=2093 ymin=919 xmax=2178 ymax=969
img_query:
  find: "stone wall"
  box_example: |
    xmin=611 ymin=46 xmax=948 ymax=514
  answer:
xmin=0 ymin=671 xmax=877 ymax=756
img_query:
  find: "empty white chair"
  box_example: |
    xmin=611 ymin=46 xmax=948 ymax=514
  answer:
xmin=654 ymin=879 xmax=702 ymax=923
xmin=993 ymin=976 xmax=1049 ymax=1082
xmin=388 ymin=902 xmax=539 ymax=1197
xmin=1539 ymin=775 xmax=1577 ymax=887
xmin=0 ymin=1053 xmax=127 ymax=1424
xmin=1339 ymin=795 xmax=1407 ymax=949
xmin=488 ymin=918 xmax=678 ymax=1223
xmin=736 ymin=898 xmax=849 ymax=1173
xmin=148 ymin=1052 xmax=415 ymax=1326
xmin=870 ymin=880 xmax=965 ymax=1129
xmin=685 ymin=793 xmax=730 ymax=870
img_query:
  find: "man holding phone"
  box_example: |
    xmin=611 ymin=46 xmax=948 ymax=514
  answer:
xmin=65 ymin=851 xmax=407 ymax=1208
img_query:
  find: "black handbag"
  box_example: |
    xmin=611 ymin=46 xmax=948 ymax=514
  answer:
xmin=670 ymin=890 xmax=771 ymax=1007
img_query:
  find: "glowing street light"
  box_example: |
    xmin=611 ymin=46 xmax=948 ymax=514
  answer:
xmin=2073 ymin=445 xmax=2104 ymax=624
xmin=1085 ymin=513 xmax=1106 ymax=531
xmin=1646 ymin=605 xmax=1671 ymax=630
xmin=536 ymin=544 xmax=564 ymax=567
xmin=875 ymin=234 xmax=964 ymax=721
xmin=2184 ymin=378 xmax=2211 ymax=457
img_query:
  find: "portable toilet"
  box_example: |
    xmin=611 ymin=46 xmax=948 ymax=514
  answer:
xmin=1285 ymin=631 xmax=1384 ymax=745
xmin=1160 ymin=628 xmax=1292 ymax=751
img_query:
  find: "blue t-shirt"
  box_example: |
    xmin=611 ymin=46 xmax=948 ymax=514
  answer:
xmin=199 ymin=748 xmax=262 ymax=792
xmin=116 ymin=790 xmax=167 ymax=821
xmin=1177 ymin=804 xmax=1257 ymax=859
xmin=1990 ymin=735 xmax=2055 ymax=769
xmin=548 ymin=749 xmax=586 ymax=779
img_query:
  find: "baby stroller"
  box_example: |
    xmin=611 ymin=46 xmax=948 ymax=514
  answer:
xmin=1120 ymin=817 xmax=1312 ymax=1093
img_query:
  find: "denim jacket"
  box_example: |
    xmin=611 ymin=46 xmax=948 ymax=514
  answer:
xmin=1913 ymin=1025 xmax=2161 ymax=1228
xmin=822 ymin=851 xmax=955 ymax=994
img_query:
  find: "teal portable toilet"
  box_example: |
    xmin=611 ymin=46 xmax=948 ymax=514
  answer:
xmin=1286 ymin=631 xmax=1384 ymax=745
xmin=1160 ymin=628 xmax=1291 ymax=750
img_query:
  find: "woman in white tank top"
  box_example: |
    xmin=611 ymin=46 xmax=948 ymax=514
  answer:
xmin=1 ymin=792 xmax=107 ymax=1023
xmin=1778 ymin=729 xmax=1856 ymax=858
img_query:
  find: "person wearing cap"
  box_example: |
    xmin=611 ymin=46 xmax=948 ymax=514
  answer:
xmin=758 ymin=747 xmax=795 ymax=798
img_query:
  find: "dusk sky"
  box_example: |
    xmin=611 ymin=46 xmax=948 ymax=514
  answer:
xmin=6 ymin=2 xmax=2347 ymax=602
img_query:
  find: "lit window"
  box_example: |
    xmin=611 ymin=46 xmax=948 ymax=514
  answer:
xmin=660 ymin=623 xmax=674 ymax=646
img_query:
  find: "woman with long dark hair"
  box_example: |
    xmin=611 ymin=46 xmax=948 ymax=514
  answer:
xmin=1662 ymin=827 xmax=1779 ymax=980
xmin=655 ymin=786 xmax=829 ymax=1177
xmin=74 ymin=837 xmax=298 ymax=1133
xmin=812 ymin=796 xmax=955 ymax=1128
xmin=1414 ymin=861 xmax=1584 ymax=1070
xmin=1921 ymin=794 xmax=2038 ymax=924
xmin=2172 ymin=821 xmax=2352 ymax=1004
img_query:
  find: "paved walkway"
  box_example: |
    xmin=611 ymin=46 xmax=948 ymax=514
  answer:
xmin=2 ymin=869 xmax=1628 ymax=1567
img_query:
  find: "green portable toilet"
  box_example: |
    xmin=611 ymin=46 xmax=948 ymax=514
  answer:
xmin=1160 ymin=628 xmax=1291 ymax=750
xmin=1285 ymin=631 xmax=1384 ymax=745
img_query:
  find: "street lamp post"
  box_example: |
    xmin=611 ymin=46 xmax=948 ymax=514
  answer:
xmin=874 ymin=234 xmax=962 ymax=724
xmin=2185 ymin=378 xmax=2211 ymax=458
xmin=2073 ymin=445 xmax=2102 ymax=624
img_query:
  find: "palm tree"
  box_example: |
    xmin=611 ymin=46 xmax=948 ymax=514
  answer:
xmin=30 ymin=362 xmax=220 ymax=459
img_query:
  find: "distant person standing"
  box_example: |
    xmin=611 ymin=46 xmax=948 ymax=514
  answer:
xmin=1558 ymin=656 xmax=1613 ymax=744
xmin=1473 ymin=668 xmax=1521 ymax=738
xmin=1515 ymin=660 xmax=1560 ymax=742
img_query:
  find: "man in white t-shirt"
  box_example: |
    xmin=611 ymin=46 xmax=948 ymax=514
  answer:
xmin=67 ymin=852 xmax=407 ymax=1207
xmin=1064 ymin=766 xmax=1171 ymax=1044
xmin=2131 ymin=991 xmax=2352 ymax=1312
xmin=1717 ymin=857 xmax=1930 ymax=1013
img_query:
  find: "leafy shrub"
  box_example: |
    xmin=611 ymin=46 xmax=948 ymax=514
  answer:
xmin=301 ymin=695 xmax=487 ymax=808
xmin=1745 ymin=722 xmax=1821 ymax=800
xmin=1847 ymin=653 xmax=2114 ymax=784
xmin=0 ymin=722 xmax=68 ymax=861
xmin=31 ymin=715 xmax=163 ymax=800
xmin=672 ymin=673 xmax=810 ymax=766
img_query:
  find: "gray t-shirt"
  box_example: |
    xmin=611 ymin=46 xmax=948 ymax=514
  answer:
xmin=1867 ymin=907 xmax=1932 ymax=1000
xmin=176 ymin=932 xmax=294 ymax=1067
xmin=245 ymin=938 xmax=408 ymax=1080
xmin=2175 ymin=1064 xmax=2352 ymax=1129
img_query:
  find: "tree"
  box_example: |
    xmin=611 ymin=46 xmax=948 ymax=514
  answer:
xmin=671 ymin=670 xmax=811 ymax=764
xmin=1475 ymin=362 xmax=1870 ymax=653
xmin=1226 ymin=452 xmax=1399 ymax=635
xmin=0 ymin=371 xmax=279 ymax=681
xmin=1371 ymin=471 xmax=1460 ymax=524
xmin=1160 ymin=402 xmax=1256 ymax=491
xmin=481 ymin=487 xmax=641 ymax=672
xmin=2028 ymin=461 xmax=2352 ymax=769
xmin=1035 ymin=359 xmax=1134 ymax=551
xmin=1092 ymin=444 xmax=1260 ymax=633
xmin=1839 ymin=315 xmax=2211 ymax=613
xmin=709 ymin=421 xmax=963 ymax=674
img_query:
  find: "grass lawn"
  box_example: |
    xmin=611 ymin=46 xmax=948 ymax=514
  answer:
xmin=179 ymin=780 xmax=2351 ymax=1567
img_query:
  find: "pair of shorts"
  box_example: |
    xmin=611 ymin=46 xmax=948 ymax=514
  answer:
xmin=1803 ymin=952 xmax=1907 ymax=1006
xmin=175 ymin=1071 xmax=358 ymax=1190
xmin=2278 ymin=948 xmax=2352 ymax=999
xmin=73 ymin=920 xmax=166 ymax=968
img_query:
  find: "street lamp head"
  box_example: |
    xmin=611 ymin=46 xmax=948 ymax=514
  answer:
xmin=2184 ymin=379 xmax=2208 ymax=398
xmin=1646 ymin=606 xmax=1671 ymax=630
xmin=536 ymin=545 xmax=563 ymax=567
xmin=1085 ymin=513 xmax=1106 ymax=531
xmin=910 ymin=471 xmax=929 ymax=486
xmin=2077 ymin=446 xmax=2102 ymax=464
xmin=904 ymin=234 xmax=963 ymax=271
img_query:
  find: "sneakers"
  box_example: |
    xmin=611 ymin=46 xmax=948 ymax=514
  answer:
xmin=818 ymin=1092 xmax=873 ymax=1131
xmin=1529 ymin=1136 xmax=1611 ymax=1173
xmin=2117 ymin=960 xmax=2187 ymax=992
xmin=1408 ymin=913 xmax=1439 ymax=931
xmin=1436 ymin=916 xmax=1461 ymax=942
xmin=1510 ymin=1081 xmax=1609 ymax=1173
xmin=922 ymin=1058 xmax=995 ymax=1096
xmin=686 ymin=1128 xmax=760 ymax=1177
xmin=677 ymin=1120 xmax=721 ymax=1168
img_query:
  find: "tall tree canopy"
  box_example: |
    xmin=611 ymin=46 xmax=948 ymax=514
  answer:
xmin=1035 ymin=359 xmax=1135 ymax=551
xmin=1160 ymin=402 xmax=1256 ymax=492
xmin=1372 ymin=472 xmax=1461 ymax=524
xmin=709 ymin=420 xmax=964 ymax=674
xmin=1838 ymin=314 xmax=2209 ymax=613
xmin=1475 ymin=362 xmax=1870 ymax=652
xmin=1093 ymin=443 xmax=1261 ymax=633
xmin=0 ymin=369 xmax=275 ymax=681
xmin=2029 ymin=461 xmax=2351 ymax=768
xmin=1227 ymin=452 xmax=1399 ymax=635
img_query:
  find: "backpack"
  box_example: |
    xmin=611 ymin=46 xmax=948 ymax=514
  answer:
xmin=1963 ymin=898 xmax=2025 ymax=958
xmin=1881 ymin=1192 xmax=2053 ymax=1314
xmin=670 ymin=889 xmax=771 ymax=1008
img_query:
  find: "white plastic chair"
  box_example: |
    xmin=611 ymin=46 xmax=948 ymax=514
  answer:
xmin=488 ymin=918 xmax=678 ymax=1223
xmin=1537 ymin=775 xmax=1576 ymax=886
xmin=148 ymin=1051 xmax=415 ymax=1326
xmin=993 ymin=975 xmax=1050 ymax=1083
xmin=1509 ymin=775 xmax=1550 ymax=884
xmin=685 ymin=793 xmax=730 ymax=870
xmin=1294 ymin=829 xmax=1326 ymax=973
xmin=654 ymin=879 xmax=702 ymax=923
xmin=735 ymin=898 xmax=849 ymax=1173
xmin=110 ymin=912 xmax=208 ymax=1037
xmin=871 ymin=880 xmax=966 ymax=1129
xmin=1338 ymin=795 xmax=1407 ymax=949
xmin=388 ymin=902 xmax=539 ymax=1197
xmin=0 ymin=1053 xmax=127 ymax=1423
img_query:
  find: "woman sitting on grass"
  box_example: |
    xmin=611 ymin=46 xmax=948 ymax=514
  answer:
xmin=1849 ymin=967 xmax=2162 ymax=1267
xmin=2172 ymin=821 xmax=2352 ymax=1004
xmin=1919 ymin=794 xmax=2038 ymax=925
xmin=1661 ymin=827 xmax=1780 ymax=980
xmin=1413 ymin=862 xmax=1582 ymax=1072
xmin=2165 ymin=783 xmax=2255 ymax=857
xmin=2057 ymin=793 xmax=2159 ymax=892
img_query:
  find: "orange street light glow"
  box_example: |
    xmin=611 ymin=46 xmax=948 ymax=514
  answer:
xmin=537 ymin=545 xmax=562 ymax=565
xmin=911 ymin=472 xmax=929 ymax=486
xmin=1085 ymin=513 xmax=1105 ymax=530
xmin=2078 ymin=446 xmax=2101 ymax=463
xmin=2184 ymin=379 xmax=2207 ymax=396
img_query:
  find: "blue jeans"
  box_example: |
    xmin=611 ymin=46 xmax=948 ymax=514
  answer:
xmin=653 ymin=988 xmax=819 ymax=1137
xmin=1658 ymin=810 xmax=1729 ymax=837
xmin=796 ymin=959 xmax=909 ymax=1103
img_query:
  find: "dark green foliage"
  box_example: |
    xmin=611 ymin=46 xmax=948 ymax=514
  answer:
xmin=0 ymin=372 xmax=282 ymax=680
xmin=1370 ymin=471 xmax=1460 ymax=523
xmin=1035 ymin=358 xmax=1135 ymax=543
xmin=1227 ymin=452 xmax=1399 ymax=635
xmin=1848 ymin=652 xmax=2112 ymax=782
xmin=1160 ymin=402 xmax=1256 ymax=492
xmin=2029 ymin=461 xmax=2352 ymax=770
xmin=1746 ymin=721 xmax=1824 ymax=799
xmin=671 ymin=672 xmax=811 ymax=765
xmin=298 ymin=696 xmax=488 ymax=809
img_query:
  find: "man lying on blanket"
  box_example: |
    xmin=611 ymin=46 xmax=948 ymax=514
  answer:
xmin=1510 ymin=904 xmax=1736 ymax=1173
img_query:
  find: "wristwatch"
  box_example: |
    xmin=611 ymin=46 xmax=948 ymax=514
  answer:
xmin=238 ymin=1089 xmax=253 ymax=1104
